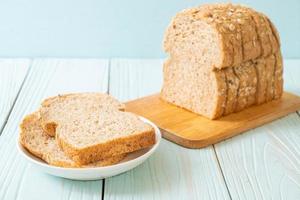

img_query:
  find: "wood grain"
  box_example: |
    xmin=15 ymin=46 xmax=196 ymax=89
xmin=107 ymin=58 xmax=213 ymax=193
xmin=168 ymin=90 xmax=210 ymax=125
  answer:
xmin=125 ymin=92 xmax=300 ymax=148
xmin=215 ymin=114 xmax=300 ymax=199
xmin=214 ymin=60 xmax=300 ymax=199
xmin=0 ymin=59 xmax=109 ymax=200
xmin=0 ymin=59 xmax=30 ymax=133
xmin=105 ymin=59 xmax=230 ymax=200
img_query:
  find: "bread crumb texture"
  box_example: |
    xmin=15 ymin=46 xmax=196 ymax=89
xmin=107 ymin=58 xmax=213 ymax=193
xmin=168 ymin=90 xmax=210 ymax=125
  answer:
xmin=39 ymin=93 xmax=125 ymax=136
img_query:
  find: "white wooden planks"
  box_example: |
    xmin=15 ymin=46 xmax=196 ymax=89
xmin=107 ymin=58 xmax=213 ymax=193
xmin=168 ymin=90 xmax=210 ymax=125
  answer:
xmin=0 ymin=59 xmax=109 ymax=200
xmin=0 ymin=59 xmax=30 ymax=132
xmin=215 ymin=114 xmax=300 ymax=199
xmin=105 ymin=59 xmax=230 ymax=200
xmin=214 ymin=61 xmax=300 ymax=199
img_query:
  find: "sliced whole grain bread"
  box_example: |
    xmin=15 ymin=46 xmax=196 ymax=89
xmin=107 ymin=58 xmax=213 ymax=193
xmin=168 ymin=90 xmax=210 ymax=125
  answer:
xmin=56 ymin=109 xmax=156 ymax=165
xmin=19 ymin=112 xmax=126 ymax=168
xmin=161 ymin=3 xmax=283 ymax=119
xmin=39 ymin=93 xmax=125 ymax=136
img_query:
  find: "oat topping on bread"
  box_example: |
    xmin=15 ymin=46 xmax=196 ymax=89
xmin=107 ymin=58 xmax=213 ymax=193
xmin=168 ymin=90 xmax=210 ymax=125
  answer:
xmin=161 ymin=3 xmax=283 ymax=119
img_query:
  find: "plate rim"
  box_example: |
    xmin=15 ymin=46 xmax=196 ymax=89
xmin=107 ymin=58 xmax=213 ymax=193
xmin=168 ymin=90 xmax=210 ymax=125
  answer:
xmin=17 ymin=116 xmax=161 ymax=171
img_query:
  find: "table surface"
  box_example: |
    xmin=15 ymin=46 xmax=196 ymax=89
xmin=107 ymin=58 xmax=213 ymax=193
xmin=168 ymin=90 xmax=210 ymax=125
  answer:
xmin=0 ymin=58 xmax=299 ymax=200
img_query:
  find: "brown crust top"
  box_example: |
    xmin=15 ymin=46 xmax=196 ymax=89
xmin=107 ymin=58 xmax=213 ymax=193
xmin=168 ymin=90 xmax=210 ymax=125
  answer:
xmin=164 ymin=3 xmax=280 ymax=69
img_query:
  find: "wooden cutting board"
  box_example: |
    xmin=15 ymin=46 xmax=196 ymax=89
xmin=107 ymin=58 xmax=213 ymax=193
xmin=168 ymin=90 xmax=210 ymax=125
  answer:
xmin=125 ymin=92 xmax=300 ymax=148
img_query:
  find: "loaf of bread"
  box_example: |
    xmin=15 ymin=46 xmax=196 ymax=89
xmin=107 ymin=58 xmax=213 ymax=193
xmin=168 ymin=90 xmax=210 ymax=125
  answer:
xmin=19 ymin=112 xmax=126 ymax=168
xmin=40 ymin=93 xmax=125 ymax=136
xmin=161 ymin=3 xmax=283 ymax=119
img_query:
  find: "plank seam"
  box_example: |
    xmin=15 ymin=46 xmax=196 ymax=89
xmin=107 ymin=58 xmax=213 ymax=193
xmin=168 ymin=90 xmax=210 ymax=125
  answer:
xmin=0 ymin=59 xmax=32 ymax=136
xmin=212 ymin=144 xmax=233 ymax=200
xmin=14 ymin=164 xmax=29 ymax=200
xmin=101 ymin=179 xmax=105 ymax=200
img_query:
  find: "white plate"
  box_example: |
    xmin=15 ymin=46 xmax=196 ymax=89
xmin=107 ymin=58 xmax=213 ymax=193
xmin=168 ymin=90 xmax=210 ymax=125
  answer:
xmin=17 ymin=117 xmax=161 ymax=181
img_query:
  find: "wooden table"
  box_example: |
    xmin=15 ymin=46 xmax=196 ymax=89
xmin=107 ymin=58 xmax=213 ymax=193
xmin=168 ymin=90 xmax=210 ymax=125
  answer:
xmin=0 ymin=59 xmax=299 ymax=200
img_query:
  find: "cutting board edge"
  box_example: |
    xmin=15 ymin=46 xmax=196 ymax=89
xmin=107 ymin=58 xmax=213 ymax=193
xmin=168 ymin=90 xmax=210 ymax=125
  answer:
xmin=125 ymin=91 xmax=300 ymax=149
xmin=160 ymin=109 xmax=299 ymax=149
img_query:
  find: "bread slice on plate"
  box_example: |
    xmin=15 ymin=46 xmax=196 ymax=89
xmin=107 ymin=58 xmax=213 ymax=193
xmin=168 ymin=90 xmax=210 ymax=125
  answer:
xmin=19 ymin=112 xmax=126 ymax=168
xmin=39 ymin=93 xmax=125 ymax=136
xmin=56 ymin=109 xmax=156 ymax=165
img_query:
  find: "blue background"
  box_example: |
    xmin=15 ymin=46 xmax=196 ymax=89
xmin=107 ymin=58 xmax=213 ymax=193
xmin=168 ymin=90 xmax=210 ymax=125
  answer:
xmin=0 ymin=0 xmax=299 ymax=58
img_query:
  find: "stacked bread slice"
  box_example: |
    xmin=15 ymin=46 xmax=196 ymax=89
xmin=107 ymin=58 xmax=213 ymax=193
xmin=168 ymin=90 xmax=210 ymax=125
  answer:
xmin=161 ymin=3 xmax=283 ymax=119
xmin=19 ymin=93 xmax=156 ymax=168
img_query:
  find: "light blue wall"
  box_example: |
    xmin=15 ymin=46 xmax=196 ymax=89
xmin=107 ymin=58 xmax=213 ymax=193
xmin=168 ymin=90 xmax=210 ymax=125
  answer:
xmin=0 ymin=0 xmax=299 ymax=58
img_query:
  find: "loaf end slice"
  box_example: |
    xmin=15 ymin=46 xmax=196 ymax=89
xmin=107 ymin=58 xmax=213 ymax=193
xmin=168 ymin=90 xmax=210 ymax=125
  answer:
xmin=19 ymin=112 xmax=126 ymax=168
xmin=56 ymin=110 xmax=156 ymax=165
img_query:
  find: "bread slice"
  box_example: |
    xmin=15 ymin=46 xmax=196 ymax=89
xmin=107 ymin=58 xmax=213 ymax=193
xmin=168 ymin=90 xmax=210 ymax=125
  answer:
xmin=39 ymin=93 xmax=125 ymax=136
xmin=248 ymin=7 xmax=272 ymax=57
xmin=19 ymin=112 xmax=126 ymax=168
xmin=254 ymin=58 xmax=268 ymax=104
xmin=265 ymin=54 xmax=276 ymax=101
xmin=274 ymin=51 xmax=283 ymax=99
xmin=55 ymin=109 xmax=156 ymax=165
xmin=224 ymin=67 xmax=239 ymax=115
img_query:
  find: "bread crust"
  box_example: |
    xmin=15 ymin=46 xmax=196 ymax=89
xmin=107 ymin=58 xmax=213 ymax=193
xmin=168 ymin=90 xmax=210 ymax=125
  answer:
xmin=254 ymin=58 xmax=267 ymax=104
xmin=274 ymin=51 xmax=283 ymax=99
xmin=43 ymin=152 xmax=126 ymax=168
xmin=245 ymin=62 xmax=257 ymax=107
xmin=233 ymin=64 xmax=247 ymax=111
xmin=250 ymin=9 xmax=272 ymax=57
xmin=263 ymin=14 xmax=279 ymax=54
xmin=164 ymin=4 xmax=281 ymax=69
xmin=224 ymin=67 xmax=239 ymax=115
xmin=239 ymin=7 xmax=261 ymax=62
xmin=265 ymin=54 xmax=276 ymax=101
xmin=57 ymin=129 xmax=156 ymax=165
xmin=267 ymin=18 xmax=281 ymax=48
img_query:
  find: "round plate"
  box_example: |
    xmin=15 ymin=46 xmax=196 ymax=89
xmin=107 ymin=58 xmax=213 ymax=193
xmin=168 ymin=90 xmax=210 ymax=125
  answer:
xmin=17 ymin=117 xmax=161 ymax=180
